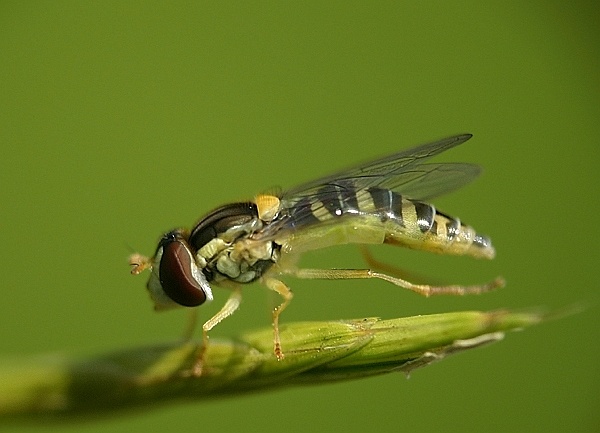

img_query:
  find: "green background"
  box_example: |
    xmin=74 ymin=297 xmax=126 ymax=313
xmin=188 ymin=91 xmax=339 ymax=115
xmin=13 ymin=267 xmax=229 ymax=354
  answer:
xmin=1 ymin=1 xmax=598 ymax=432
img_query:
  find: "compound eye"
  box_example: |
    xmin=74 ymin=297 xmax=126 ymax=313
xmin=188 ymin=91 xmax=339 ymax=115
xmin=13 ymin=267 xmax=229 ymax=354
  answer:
xmin=159 ymin=237 xmax=209 ymax=307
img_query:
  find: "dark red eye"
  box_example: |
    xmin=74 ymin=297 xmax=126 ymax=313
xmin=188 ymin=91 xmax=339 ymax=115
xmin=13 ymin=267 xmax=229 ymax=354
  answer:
xmin=159 ymin=235 xmax=208 ymax=307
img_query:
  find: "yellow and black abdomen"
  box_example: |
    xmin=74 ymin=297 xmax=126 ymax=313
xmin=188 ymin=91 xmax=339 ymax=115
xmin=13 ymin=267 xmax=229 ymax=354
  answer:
xmin=363 ymin=187 xmax=495 ymax=259
xmin=280 ymin=185 xmax=495 ymax=260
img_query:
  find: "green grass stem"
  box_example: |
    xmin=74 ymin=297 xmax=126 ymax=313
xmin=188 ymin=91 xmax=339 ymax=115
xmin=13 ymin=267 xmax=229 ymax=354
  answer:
xmin=0 ymin=309 xmax=548 ymax=422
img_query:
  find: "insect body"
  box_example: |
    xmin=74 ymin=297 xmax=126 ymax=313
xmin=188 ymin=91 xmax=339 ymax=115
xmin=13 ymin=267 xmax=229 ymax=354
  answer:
xmin=130 ymin=133 xmax=503 ymax=374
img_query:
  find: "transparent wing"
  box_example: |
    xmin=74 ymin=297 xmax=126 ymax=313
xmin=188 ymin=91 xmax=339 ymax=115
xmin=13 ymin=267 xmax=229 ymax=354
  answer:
xmin=374 ymin=162 xmax=480 ymax=201
xmin=282 ymin=133 xmax=474 ymax=200
xmin=260 ymin=134 xmax=480 ymax=238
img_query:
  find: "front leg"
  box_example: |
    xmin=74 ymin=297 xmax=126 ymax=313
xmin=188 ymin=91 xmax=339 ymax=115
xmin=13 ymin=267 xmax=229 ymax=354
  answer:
xmin=191 ymin=286 xmax=242 ymax=376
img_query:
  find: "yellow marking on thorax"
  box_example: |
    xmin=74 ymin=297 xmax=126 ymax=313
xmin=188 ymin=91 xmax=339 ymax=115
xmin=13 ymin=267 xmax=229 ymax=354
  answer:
xmin=255 ymin=194 xmax=280 ymax=222
xmin=197 ymin=237 xmax=228 ymax=261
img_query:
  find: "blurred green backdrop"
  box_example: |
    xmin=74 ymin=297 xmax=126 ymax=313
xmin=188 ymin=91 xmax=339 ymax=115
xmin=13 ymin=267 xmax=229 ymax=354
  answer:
xmin=1 ymin=1 xmax=598 ymax=432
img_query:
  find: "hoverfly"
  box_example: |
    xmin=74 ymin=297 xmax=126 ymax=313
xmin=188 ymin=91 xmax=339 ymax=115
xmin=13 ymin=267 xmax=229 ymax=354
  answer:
xmin=129 ymin=133 xmax=503 ymax=375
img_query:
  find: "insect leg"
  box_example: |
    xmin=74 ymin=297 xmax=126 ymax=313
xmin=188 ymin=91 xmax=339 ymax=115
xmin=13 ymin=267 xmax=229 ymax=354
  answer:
xmin=182 ymin=308 xmax=199 ymax=341
xmin=358 ymin=245 xmax=437 ymax=285
xmin=293 ymin=268 xmax=505 ymax=297
xmin=262 ymin=277 xmax=294 ymax=360
xmin=191 ymin=286 xmax=242 ymax=376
